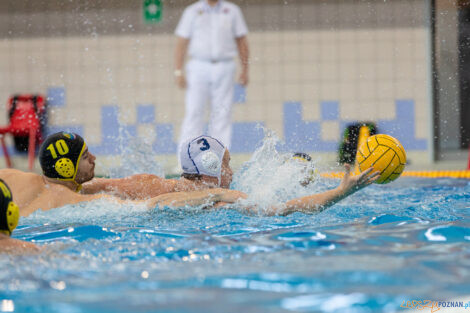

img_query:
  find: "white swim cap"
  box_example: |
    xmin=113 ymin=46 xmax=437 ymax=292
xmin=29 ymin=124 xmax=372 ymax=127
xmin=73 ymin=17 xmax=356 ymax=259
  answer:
xmin=180 ymin=135 xmax=226 ymax=184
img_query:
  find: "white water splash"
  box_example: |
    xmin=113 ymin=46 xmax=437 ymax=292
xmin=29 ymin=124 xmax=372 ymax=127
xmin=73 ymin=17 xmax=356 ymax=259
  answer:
xmin=23 ymin=198 xmax=149 ymax=225
xmin=104 ymin=136 xmax=165 ymax=178
xmin=21 ymin=197 xmax=217 ymax=226
xmin=232 ymin=130 xmax=322 ymax=212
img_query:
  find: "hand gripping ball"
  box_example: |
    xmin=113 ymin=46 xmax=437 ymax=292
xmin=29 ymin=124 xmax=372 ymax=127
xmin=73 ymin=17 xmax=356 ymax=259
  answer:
xmin=356 ymin=134 xmax=406 ymax=184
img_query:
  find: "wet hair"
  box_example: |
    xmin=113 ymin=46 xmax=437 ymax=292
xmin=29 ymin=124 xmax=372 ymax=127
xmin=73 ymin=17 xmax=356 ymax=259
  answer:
xmin=181 ymin=173 xmax=203 ymax=180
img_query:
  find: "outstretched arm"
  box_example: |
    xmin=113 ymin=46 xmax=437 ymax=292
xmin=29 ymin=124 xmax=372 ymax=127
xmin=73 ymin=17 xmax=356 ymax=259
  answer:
xmin=69 ymin=188 xmax=239 ymax=209
xmin=148 ymin=188 xmax=248 ymax=209
xmin=273 ymin=165 xmax=379 ymax=216
xmin=82 ymin=175 xmax=178 ymax=199
xmin=27 ymin=186 xmax=246 ymax=216
xmin=165 ymin=166 xmax=377 ymax=215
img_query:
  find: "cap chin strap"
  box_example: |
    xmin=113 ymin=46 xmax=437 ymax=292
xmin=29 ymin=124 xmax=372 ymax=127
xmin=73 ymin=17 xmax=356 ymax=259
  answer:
xmin=71 ymin=144 xmax=86 ymax=193
xmin=45 ymin=176 xmax=82 ymax=193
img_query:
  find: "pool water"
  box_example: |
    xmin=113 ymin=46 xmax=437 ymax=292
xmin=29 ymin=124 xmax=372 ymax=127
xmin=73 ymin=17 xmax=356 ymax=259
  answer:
xmin=1 ymin=175 xmax=469 ymax=312
xmin=1 ymin=137 xmax=469 ymax=312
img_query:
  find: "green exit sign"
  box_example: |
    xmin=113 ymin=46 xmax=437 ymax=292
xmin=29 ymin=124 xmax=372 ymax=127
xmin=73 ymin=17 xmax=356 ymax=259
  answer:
xmin=143 ymin=0 xmax=162 ymax=24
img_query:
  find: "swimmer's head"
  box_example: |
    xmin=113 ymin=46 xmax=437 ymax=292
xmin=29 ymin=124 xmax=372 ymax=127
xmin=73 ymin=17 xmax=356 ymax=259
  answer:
xmin=180 ymin=135 xmax=232 ymax=187
xmin=0 ymin=179 xmax=19 ymax=236
xmin=291 ymin=152 xmax=316 ymax=186
xmin=39 ymin=132 xmax=95 ymax=188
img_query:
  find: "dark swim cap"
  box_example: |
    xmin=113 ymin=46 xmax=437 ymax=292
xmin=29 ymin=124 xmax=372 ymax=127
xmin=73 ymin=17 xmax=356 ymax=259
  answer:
xmin=0 ymin=179 xmax=19 ymax=236
xmin=291 ymin=152 xmax=316 ymax=185
xmin=292 ymin=152 xmax=312 ymax=162
xmin=39 ymin=132 xmax=87 ymax=181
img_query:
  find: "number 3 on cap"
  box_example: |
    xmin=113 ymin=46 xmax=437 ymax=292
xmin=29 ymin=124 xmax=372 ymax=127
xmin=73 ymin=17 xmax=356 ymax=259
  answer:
xmin=47 ymin=139 xmax=70 ymax=159
xmin=197 ymin=138 xmax=210 ymax=151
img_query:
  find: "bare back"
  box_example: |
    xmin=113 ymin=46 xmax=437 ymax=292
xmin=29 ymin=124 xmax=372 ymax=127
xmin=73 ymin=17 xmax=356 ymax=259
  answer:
xmin=82 ymin=174 xmax=213 ymax=200
xmin=0 ymin=169 xmax=103 ymax=216
xmin=0 ymin=169 xmax=46 ymax=215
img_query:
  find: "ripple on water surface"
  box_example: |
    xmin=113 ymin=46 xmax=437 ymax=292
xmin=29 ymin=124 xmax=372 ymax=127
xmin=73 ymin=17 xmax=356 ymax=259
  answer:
xmin=3 ymin=139 xmax=470 ymax=313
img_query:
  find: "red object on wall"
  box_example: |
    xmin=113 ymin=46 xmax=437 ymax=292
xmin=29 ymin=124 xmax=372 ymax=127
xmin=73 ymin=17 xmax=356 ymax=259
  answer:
xmin=0 ymin=94 xmax=47 ymax=171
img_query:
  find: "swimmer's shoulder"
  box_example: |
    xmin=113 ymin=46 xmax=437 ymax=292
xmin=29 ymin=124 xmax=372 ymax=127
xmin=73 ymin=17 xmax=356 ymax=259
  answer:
xmin=83 ymin=174 xmax=174 ymax=198
xmin=173 ymin=177 xmax=202 ymax=192
xmin=0 ymin=168 xmax=26 ymax=177
xmin=0 ymin=168 xmax=43 ymax=186
xmin=0 ymin=168 xmax=41 ymax=178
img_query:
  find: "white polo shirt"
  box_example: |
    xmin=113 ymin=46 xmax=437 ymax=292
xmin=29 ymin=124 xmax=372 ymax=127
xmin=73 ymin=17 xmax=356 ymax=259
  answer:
xmin=175 ymin=0 xmax=248 ymax=61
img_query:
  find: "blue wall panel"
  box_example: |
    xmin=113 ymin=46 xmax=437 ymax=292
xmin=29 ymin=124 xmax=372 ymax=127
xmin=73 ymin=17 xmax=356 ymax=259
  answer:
xmin=10 ymin=86 xmax=427 ymax=158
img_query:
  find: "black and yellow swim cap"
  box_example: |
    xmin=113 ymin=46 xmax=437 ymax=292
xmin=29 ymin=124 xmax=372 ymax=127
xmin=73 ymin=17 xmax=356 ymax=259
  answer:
xmin=291 ymin=152 xmax=317 ymax=186
xmin=39 ymin=132 xmax=87 ymax=182
xmin=292 ymin=152 xmax=312 ymax=162
xmin=0 ymin=179 xmax=19 ymax=236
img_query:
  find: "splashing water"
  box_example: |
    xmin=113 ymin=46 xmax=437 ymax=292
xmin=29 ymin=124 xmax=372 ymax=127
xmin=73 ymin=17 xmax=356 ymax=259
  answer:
xmin=232 ymin=131 xmax=324 ymax=211
xmin=102 ymin=135 xmax=165 ymax=178
xmin=23 ymin=198 xmax=149 ymax=226
xmin=5 ymin=177 xmax=470 ymax=313
xmin=3 ymin=132 xmax=470 ymax=313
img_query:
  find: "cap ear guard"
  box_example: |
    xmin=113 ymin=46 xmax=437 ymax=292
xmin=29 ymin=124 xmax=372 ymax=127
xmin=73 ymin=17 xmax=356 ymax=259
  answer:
xmin=0 ymin=179 xmax=19 ymax=236
xmin=199 ymin=151 xmax=221 ymax=176
xmin=5 ymin=201 xmax=19 ymax=235
xmin=55 ymin=158 xmax=75 ymax=178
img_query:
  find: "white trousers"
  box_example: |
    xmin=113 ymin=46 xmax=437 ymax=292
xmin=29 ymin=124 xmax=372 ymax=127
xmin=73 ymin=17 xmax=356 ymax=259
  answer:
xmin=178 ymin=59 xmax=236 ymax=155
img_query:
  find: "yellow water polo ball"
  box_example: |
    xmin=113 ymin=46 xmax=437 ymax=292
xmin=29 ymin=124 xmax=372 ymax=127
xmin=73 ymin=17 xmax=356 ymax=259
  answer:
xmin=55 ymin=158 xmax=75 ymax=178
xmin=356 ymin=134 xmax=406 ymax=184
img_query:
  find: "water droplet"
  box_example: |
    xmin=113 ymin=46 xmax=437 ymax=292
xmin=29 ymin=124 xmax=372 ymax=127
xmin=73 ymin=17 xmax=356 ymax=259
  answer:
xmin=50 ymin=281 xmax=66 ymax=290
xmin=1 ymin=300 xmax=14 ymax=312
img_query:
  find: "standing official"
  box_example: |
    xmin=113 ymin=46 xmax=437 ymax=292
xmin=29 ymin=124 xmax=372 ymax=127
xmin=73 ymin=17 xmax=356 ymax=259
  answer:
xmin=174 ymin=0 xmax=249 ymax=156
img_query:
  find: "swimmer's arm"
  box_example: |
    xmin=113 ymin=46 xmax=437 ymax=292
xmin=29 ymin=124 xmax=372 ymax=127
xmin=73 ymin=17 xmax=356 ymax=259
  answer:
xmin=81 ymin=177 xmax=108 ymax=194
xmin=55 ymin=187 xmax=246 ymax=210
xmin=149 ymin=188 xmax=248 ymax=209
xmin=82 ymin=175 xmax=178 ymax=199
xmin=274 ymin=165 xmax=379 ymax=216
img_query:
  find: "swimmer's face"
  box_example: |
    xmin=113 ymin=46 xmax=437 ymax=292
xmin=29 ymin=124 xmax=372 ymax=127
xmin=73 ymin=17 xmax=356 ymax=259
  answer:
xmin=219 ymin=149 xmax=233 ymax=188
xmin=75 ymin=148 xmax=96 ymax=183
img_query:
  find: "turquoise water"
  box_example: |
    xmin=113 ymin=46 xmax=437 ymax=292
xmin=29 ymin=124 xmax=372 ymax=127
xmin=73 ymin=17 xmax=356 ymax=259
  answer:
xmin=1 ymin=175 xmax=469 ymax=313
